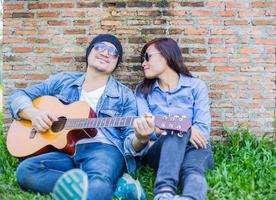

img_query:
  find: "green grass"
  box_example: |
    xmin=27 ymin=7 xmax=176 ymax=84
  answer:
xmin=1 ymin=116 xmax=275 ymax=200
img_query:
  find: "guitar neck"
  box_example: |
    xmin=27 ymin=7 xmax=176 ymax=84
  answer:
xmin=64 ymin=117 xmax=137 ymax=129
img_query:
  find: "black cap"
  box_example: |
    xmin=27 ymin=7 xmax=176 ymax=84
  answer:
xmin=85 ymin=34 xmax=123 ymax=67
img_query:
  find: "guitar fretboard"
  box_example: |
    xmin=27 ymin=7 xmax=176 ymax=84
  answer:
xmin=64 ymin=117 xmax=137 ymax=129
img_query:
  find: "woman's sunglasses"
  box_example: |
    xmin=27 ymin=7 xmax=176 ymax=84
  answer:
xmin=141 ymin=52 xmax=161 ymax=63
xmin=93 ymin=43 xmax=119 ymax=58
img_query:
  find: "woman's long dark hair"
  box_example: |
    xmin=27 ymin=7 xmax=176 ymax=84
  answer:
xmin=137 ymin=38 xmax=192 ymax=95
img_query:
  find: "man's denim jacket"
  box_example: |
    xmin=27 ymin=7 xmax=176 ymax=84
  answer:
xmin=8 ymin=72 xmax=140 ymax=172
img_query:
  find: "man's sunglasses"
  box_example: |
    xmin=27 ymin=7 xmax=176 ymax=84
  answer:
xmin=141 ymin=52 xmax=161 ymax=63
xmin=93 ymin=43 xmax=119 ymax=58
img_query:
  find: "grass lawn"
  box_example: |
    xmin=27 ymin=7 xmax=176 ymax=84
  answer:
xmin=0 ymin=116 xmax=275 ymax=200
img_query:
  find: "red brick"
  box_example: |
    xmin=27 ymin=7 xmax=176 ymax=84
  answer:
xmin=15 ymin=83 xmax=27 ymax=88
xmin=265 ymin=11 xmax=276 ymax=16
xmin=181 ymin=2 xmax=204 ymax=7
xmin=101 ymin=20 xmax=123 ymax=26
xmin=211 ymin=29 xmax=234 ymax=35
xmin=38 ymin=29 xmax=59 ymax=35
xmin=50 ymin=57 xmax=73 ymax=62
xmin=64 ymin=29 xmax=86 ymax=34
xmin=52 ymin=38 xmax=74 ymax=44
xmin=252 ymin=20 xmax=276 ymax=26
xmin=225 ymin=20 xmax=249 ymax=26
xmin=226 ymin=2 xmax=249 ymax=8
xmin=182 ymin=38 xmax=205 ymax=44
xmin=208 ymin=38 xmax=223 ymax=44
xmin=3 ymin=38 xmax=25 ymax=43
xmin=137 ymin=11 xmax=161 ymax=16
xmin=28 ymin=3 xmax=49 ymax=9
xmin=74 ymin=20 xmax=94 ymax=26
xmin=27 ymin=38 xmax=49 ymax=44
xmin=209 ymin=57 xmax=228 ymax=63
xmin=217 ymin=11 xmax=236 ymax=17
xmin=211 ymin=48 xmax=233 ymax=53
xmin=153 ymin=19 xmax=166 ymax=25
xmin=214 ymin=66 xmax=236 ymax=72
xmin=199 ymin=19 xmax=220 ymax=25
xmin=13 ymin=47 xmax=33 ymax=53
xmin=188 ymin=66 xmax=208 ymax=72
xmin=169 ymin=29 xmax=184 ymax=34
xmin=266 ymin=48 xmax=275 ymax=54
xmin=191 ymin=10 xmax=212 ymax=17
xmin=3 ymin=20 xmax=22 ymax=26
xmin=51 ymin=3 xmax=74 ymax=8
xmin=37 ymin=12 xmax=59 ymax=17
xmin=63 ymin=11 xmax=85 ymax=17
xmin=4 ymin=4 xmax=24 ymax=10
xmin=35 ymin=48 xmax=60 ymax=53
xmin=238 ymin=48 xmax=261 ymax=54
xmin=252 ymin=2 xmax=276 ymax=8
xmin=191 ymin=48 xmax=207 ymax=54
xmin=207 ymin=2 xmax=224 ymax=7
xmin=3 ymin=74 xmax=25 ymax=79
xmin=47 ymin=20 xmax=71 ymax=26
xmin=226 ymin=38 xmax=249 ymax=44
xmin=238 ymin=11 xmax=263 ymax=17
xmin=116 ymin=29 xmax=138 ymax=35
xmin=12 ymin=12 xmax=34 ymax=18
xmin=163 ymin=10 xmax=187 ymax=16
xmin=128 ymin=2 xmax=152 ymax=7
xmin=77 ymin=2 xmax=100 ymax=8
xmin=230 ymin=58 xmax=250 ymax=63
xmin=240 ymin=66 xmax=264 ymax=72
xmin=169 ymin=19 xmax=193 ymax=25
xmin=184 ymin=28 xmax=208 ymax=35
xmin=25 ymin=74 xmax=49 ymax=80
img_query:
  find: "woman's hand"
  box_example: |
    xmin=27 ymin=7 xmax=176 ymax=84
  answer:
xmin=190 ymin=126 xmax=208 ymax=149
xmin=133 ymin=113 xmax=155 ymax=144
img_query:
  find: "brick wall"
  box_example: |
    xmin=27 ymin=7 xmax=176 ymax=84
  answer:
xmin=3 ymin=0 xmax=276 ymax=136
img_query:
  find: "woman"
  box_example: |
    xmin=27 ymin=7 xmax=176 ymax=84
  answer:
xmin=132 ymin=38 xmax=214 ymax=200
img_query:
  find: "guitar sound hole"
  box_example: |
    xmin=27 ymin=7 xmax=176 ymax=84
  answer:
xmin=51 ymin=116 xmax=67 ymax=132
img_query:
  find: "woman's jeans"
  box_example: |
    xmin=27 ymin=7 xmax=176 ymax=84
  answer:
xmin=16 ymin=142 xmax=125 ymax=200
xmin=144 ymin=132 xmax=214 ymax=200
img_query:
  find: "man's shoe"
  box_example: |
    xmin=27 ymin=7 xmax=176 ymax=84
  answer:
xmin=52 ymin=169 xmax=88 ymax=200
xmin=114 ymin=173 xmax=147 ymax=200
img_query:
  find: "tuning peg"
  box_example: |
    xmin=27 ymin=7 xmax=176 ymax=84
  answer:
xmin=161 ymin=131 xmax=167 ymax=136
xmin=177 ymin=132 xmax=184 ymax=137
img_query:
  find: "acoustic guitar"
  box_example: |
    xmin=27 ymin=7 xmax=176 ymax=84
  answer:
xmin=6 ymin=96 xmax=191 ymax=158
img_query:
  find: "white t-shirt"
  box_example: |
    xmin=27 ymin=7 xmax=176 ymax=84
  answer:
xmin=77 ymin=85 xmax=113 ymax=145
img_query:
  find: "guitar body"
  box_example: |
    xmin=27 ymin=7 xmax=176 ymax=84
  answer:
xmin=6 ymin=96 xmax=97 ymax=158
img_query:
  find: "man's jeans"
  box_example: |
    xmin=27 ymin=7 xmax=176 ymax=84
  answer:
xmin=144 ymin=132 xmax=214 ymax=200
xmin=16 ymin=142 xmax=125 ymax=200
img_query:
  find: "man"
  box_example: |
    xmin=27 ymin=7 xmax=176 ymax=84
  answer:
xmin=8 ymin=34 xmax=145 ymax=200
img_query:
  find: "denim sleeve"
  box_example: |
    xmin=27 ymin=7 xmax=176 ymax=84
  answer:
xmin=124 ymin=133 xmax=151 ymax=157
xmin=124 ymin=88 xmax=153 ymax=157
xmin=7 ymin=73 xmax=63 ymax=120
xmin=192 ymin=80 xmax=211 ymax=140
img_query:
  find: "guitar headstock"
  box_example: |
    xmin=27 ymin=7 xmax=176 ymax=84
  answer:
xmin=154 ymin=116 xmax=191 ymax=132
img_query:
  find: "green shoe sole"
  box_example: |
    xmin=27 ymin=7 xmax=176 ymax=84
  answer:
xmin=52 ymin=169 xmax=88 ymax=200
